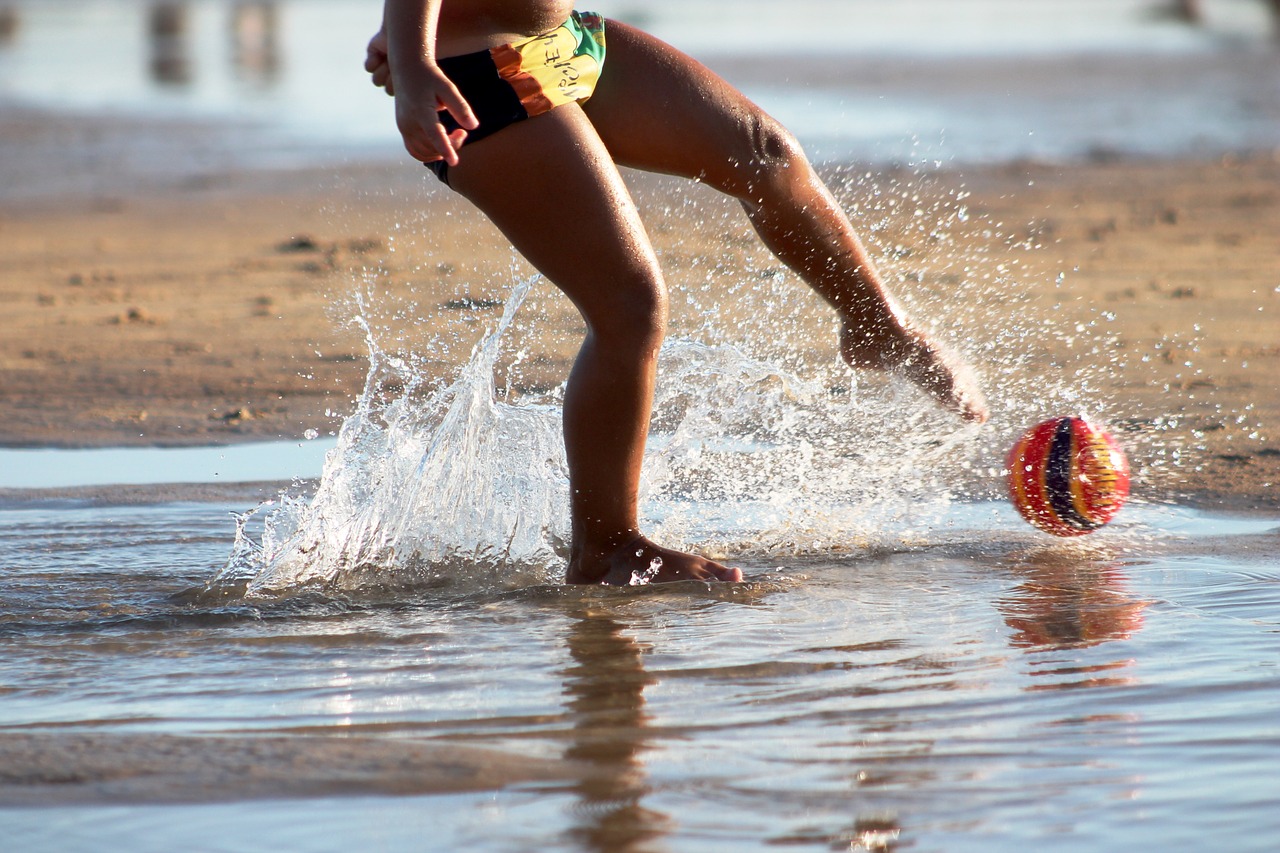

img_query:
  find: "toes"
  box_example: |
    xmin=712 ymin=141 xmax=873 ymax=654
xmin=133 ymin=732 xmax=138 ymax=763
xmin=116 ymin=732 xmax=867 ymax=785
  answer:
xmin=661 ymin=558 xmax=742 ymax=584
xmin=716 ymin=565 xmax=745 ymax=582
xmin=688 ymin=555 xmax=742 ymax=583
xmin=687 ymin=559 xmax=742 ymax=584
xmin=576 ymin=538 xmax=743 ymax=586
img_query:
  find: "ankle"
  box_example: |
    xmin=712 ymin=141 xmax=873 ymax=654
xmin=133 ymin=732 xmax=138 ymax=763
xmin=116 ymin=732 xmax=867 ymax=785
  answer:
xmin=567 ymin=531 xmax=642 ymax=584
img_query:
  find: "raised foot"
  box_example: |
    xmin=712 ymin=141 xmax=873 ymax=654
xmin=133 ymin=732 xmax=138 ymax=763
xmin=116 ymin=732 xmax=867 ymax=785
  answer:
xmin=567 ymin=535 xmax=743 ymax=586
xmin=840 ymin=321 xmax=989 ymax=423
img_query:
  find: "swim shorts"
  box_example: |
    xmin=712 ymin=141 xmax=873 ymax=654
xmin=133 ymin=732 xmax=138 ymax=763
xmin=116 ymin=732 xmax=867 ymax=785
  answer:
xmin=426 ymin=11 xmax=606 ymax=184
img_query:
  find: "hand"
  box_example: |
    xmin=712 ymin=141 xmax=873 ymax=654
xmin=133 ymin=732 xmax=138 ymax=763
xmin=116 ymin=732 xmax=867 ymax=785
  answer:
xmin=392 ymin=62 xmax=478 ymax=166
xmin=364 ymin=27 xmax=394 ymax=95
xmin=365 ymin=26 xmax=479 ymax=166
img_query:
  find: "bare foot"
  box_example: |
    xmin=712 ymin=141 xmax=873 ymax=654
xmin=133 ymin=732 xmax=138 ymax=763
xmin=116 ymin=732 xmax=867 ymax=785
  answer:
xmin=567 ymin=535 xmax=743 ymax=585
xmin=840 ymin=320 xmax=989 ymax=423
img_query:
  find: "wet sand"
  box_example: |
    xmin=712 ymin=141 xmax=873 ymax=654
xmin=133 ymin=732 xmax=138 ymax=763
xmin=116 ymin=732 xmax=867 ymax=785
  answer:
xmin=0 ymin=731 xmax=581 ymax=805
xmin=1 ymin=109 xmax=1277 ymax=511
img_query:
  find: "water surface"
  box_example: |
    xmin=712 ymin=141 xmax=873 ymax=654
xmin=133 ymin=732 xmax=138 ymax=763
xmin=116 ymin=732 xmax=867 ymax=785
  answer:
xmin=0 ymin=439 xmax=336 ymax=490
xmin=1 ymin=496 xmax=1277 ymax=851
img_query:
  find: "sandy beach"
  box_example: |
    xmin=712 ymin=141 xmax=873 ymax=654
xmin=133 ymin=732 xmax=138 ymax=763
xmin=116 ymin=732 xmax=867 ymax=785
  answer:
xmin=2 ymin=104 xmax=1276 ymax=512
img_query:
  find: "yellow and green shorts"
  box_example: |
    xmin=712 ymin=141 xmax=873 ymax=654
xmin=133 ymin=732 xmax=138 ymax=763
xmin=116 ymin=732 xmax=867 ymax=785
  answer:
xmin=427 ymin=11 xmax=606 ymax=184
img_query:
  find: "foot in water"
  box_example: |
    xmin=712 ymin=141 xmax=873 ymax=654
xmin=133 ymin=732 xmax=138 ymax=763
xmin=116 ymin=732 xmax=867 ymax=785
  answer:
xmin=567 ymin=535 xmax=743 ymax=585
xmin=840 ymin=320 xmax=989 ymax=424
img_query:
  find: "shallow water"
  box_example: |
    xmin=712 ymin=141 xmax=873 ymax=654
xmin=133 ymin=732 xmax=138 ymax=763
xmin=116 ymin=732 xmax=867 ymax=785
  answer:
xmin=1 ymin=494 xmax=1277 ymax=851
xmin=0 ymin=439 xmax=336 ymax=490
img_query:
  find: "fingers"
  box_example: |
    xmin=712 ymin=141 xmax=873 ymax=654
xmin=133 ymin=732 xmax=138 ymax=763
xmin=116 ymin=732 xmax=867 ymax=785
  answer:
xmin=380 ymin=57 xmax=477 ymax=165
xmin=365 ymin=28 xmax=393 ymax=94
xmin=401 ymin=74 xmax=476 ymax=165
xmin=365 ymin=46 xmax=393 ymax=94
xmin=401 ymin=126 xmax=452 ymax=165
xmin=370 ymin=61 xmax=394 ymax=95
xmin=397 ymin=114 xmax=467 ymax=166
xmin=420 ymin=127 xmax=467 ymax=167
xmin=364 ymin=29 xmax=387 ymax=73
xmin=445 ymin=127 xmax=468 ymax=153
xmin=436 ymin=85 xmax=479 ymax=131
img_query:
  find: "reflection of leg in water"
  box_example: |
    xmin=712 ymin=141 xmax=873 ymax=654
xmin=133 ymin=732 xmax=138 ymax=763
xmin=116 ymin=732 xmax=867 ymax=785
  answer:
xmin=562 ymin=611 xmax=671 ymax=851
xmin=148 ymin=3 xmax=190 ymax=86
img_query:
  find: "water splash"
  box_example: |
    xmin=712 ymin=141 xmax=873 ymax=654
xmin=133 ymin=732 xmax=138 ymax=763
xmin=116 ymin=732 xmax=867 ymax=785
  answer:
xmin=214 ymin=284 xmax=987 ymax=597
xmin=630 ymin=555 xmax=663 ymax=587
xmin=214 ymin=164 xmax=1211 ymax=597
xmin=215 ymin=275 xmax=570 ymax=595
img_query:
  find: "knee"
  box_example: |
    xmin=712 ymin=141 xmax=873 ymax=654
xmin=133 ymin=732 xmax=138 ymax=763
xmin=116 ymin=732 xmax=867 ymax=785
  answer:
xmin=726 ymin=112 xmax=811 ymax=203
xmin=584 ymin=271 xmax=668 ymax=362
xmin=749 ymin=112 xmax=806 ymax=170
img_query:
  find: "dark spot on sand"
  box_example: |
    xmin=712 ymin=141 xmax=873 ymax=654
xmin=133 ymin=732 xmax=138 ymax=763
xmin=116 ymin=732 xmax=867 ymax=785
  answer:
xmin=346 ymin=238 xmax=384 ymax=254
xmin=277 ymin=235 xmax=320 ymax=253
xmin=442 ymin=297 xmax=503 ymax=311
xmin=107 ymin=307 xmax=157 ymax=325
xmin=213 ymin=407 xmax=263 ymax=425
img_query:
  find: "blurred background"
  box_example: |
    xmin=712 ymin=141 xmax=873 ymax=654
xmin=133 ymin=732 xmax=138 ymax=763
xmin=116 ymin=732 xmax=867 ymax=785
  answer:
xmin=1 ymin=0 xmax=1277 ymax=191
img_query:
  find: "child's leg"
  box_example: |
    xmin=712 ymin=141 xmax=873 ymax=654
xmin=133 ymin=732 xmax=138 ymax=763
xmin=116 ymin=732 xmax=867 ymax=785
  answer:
xmin=584 ymin=21 xmax=988 ymax=424
xmin=444 ymin=104 xmax=742 ymax=585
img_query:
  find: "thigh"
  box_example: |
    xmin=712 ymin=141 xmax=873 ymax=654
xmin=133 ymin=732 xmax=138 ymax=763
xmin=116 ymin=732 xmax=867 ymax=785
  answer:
xmin=445 ymin=104 xmax=665 ymax=325
xmin=584 ymin=19 xmax=795 ymax=195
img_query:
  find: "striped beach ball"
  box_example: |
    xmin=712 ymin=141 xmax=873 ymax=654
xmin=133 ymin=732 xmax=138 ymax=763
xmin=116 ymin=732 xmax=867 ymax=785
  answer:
xmin=1006 ymin=416 xmax=1130 ymax=537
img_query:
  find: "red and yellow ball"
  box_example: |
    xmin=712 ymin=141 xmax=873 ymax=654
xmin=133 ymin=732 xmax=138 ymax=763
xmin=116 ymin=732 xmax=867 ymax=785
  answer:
xmin=1006 ymin=416 xmax=1130 ymax=537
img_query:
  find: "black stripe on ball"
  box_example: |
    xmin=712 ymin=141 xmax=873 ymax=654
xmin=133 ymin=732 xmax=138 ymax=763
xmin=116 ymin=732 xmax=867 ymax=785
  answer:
xmin=1045 ymin=418 xmax=1103 ymax=531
